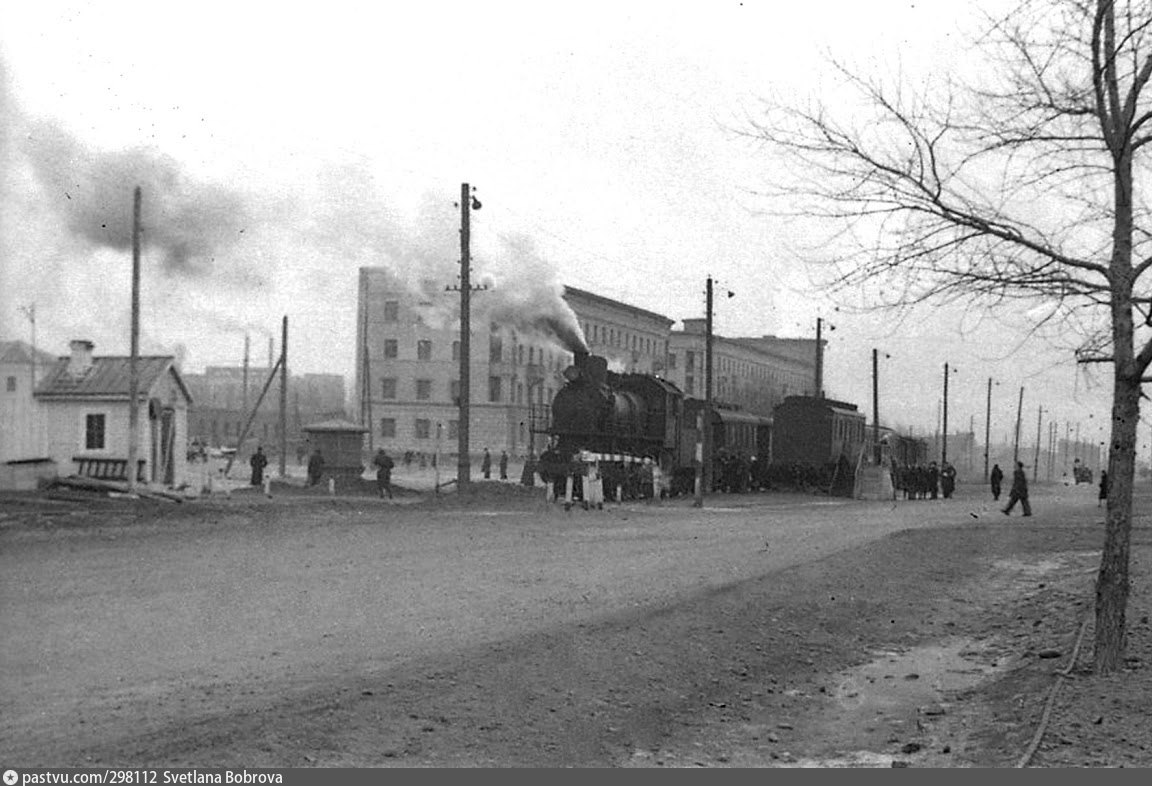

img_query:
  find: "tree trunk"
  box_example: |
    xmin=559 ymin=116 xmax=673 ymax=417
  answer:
xmin=1095 ymin=377 xmax=1135 ymax=672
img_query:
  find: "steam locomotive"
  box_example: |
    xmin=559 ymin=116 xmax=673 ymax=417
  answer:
xmin=536 ymin=351 xmax=772 ymax=498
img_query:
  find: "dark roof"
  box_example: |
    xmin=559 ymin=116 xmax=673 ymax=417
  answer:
xmin=562 ymin=286 xmax=675 ymax=326
xmin=0 ymin=340 xmax=59 ymax=366
xmin=35 ymin=356 xmax=193 ymax=402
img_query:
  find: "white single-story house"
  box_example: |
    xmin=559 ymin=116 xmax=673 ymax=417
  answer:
xmin=35 ymin=340 xmax=194 ymax=487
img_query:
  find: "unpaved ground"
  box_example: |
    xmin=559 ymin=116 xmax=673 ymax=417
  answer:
xmin=1 ymin=480 xmax=1149 ymax=767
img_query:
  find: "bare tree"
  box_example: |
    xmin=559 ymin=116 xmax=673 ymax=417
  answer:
xmin=748 ymin=0 xmax=1152 ymax=672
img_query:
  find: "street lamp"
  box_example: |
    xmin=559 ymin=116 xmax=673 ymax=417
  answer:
xmin=984 ymin=378 xmax=1000 ymax=482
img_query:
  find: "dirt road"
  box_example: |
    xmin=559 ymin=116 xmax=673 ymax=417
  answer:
xmin=1 ymin=481 xmax=1148 ymax=767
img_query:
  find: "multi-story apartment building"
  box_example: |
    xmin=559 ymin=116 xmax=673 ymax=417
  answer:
xmin=665 ymin=319 xmax=818 ymax=417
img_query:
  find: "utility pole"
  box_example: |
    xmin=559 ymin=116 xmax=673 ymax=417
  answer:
xmin=942 ymin=362 xmax=950 ymax=465
xmin=1013 ymin=387 xmax=1024 ymax=464
xmin=279 ymin=315 xmax=288 ymax=477
xmin=19 ymin=303 xmax=36 ymax=392
xmin=127 ymin=186 xmax=142 ymax=492
xmin=984 ymin=378 xmax=993 ymax=482
xmin=1033 ymin=405 xmax=1043 ymax=482
xmin=703 ymin=276 xmax=714 ymax=496
xmin=360 ymin=276 xmax=374 ymax=455
xmin=872 ymin=348 xmax=881 ymax=464
xmin=814 ymin=317 xmax=824 ymax=398
xmin=242 ymin=334 xmax=250 ymax=418
xmin=447 ymin=183 xmax=485 ymax=490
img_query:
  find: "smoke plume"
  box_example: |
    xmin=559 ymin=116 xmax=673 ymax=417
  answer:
xmin=21 ymin=118 xmax=250 ymax=279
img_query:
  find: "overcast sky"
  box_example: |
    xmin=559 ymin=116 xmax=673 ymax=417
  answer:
xmin=0 ymin=1 xmax=1125 ymax=457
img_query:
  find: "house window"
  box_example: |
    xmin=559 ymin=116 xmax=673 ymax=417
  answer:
xmin=488 ymin=376 xmax=502 ymax=403
xmin=417 ymin=340 xmax=432 ymax=360
xmin=381 ymin=378 xmax=397 ymax=399
xmin=416 ymin=379 xmax=432 ymax=400
xmin=383 ymin=339 xmax=398 ymax=359
xmin=450 ymin=379 xmax=461 ymax=404
xmin=85 ymin=413 xmax=106 ymax=450
xmin=685 ymin=376 xmax=695 ymax=396
xmin=5 ymin=376 xmax=15 ymax=392
xmin=668 ymin=353 xmax=677 ymax=369
xmin=383 ymin=301 xmax=399 ymax=322
xmin=380 ymin=418 xmax=396 ymax=438
xmin=518 ymin=345 xmax=524 ymax=364
xmin=490 ymin=337 xmax=502 ymax=363
xmin=414 ymin=418 xmax=431 ymax=439
xmin=686 ymin=351 xmax=695 ymax=372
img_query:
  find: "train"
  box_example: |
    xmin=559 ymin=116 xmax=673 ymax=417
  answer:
xmin=536 ymin=351 xmax=921 ymax=500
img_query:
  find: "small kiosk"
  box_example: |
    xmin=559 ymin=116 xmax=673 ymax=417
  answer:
xmin=301 ymin=419 xmax=367 ymax=490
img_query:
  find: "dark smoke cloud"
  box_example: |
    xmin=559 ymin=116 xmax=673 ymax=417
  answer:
xmin=20 ymin=118 xmax=250 ymax=279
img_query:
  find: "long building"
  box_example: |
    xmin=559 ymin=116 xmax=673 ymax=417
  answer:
xmin=353 ymin=267 xmax=822 ymax=462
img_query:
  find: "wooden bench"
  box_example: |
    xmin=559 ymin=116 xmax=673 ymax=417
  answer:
xmin=73 ymin=457 xmax=146 ymax=482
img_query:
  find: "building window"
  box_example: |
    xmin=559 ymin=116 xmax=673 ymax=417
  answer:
xmin=450 ymin=379 xmax=461 ymax=404
xmin=448 ymin=420 xmax=459 ymax=439
xmin=518 ymin=345 xmax=524 ymax=364
xmin=488 ymin=376 xmax=502 ymax=403
xmin=685 ymin=376 xmax=695 ymax=396
xmin=380 ymin=418 xmax=396 ymax=438
xmin=416 ymin=379 xmax=432 ymax=400
xmin=490 ymin=337 xmax=502 ymax=363
xmin=383 ymin=301 xmax=399 ymax=322
xmin=5 ymin=376 xmax=15 ymax=392
xmin=383 ymin=339 xmax=398 ymax=359
xmin=686 ymin=351 xmax=695 ymax=372
xmin=517 ymin=382 xmax=524 ymax=404
xmin=417 ymin=340 xmax=432 ymax=360
xmin=452 ymin=341 xmax=460 ymax=361
xmin=528 ymin=346 xmax=535 ymax=364
xmin=381 ymin=378 xmax=397 ymax=399
xmin=85 ymin=413 xmax=106 ymax=450
xmin=414 ymin=418 xmax=431 ymax=439
xmin=668 ymin=353 xmax=677 ymax=369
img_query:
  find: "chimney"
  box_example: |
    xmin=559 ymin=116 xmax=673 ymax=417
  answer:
xmin=68 ymin=340 xmax=95 ymax=377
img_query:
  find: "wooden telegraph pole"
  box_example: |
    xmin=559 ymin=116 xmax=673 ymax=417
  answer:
xmin=127 ymin=186 xmax=142 ymax=492
xmin=448 ymin=183 xmax=485 ymax=490
xmin=279 ymin=315 xmax=288 ymax=477
xmin=703 ymin=276 xmax=714 ymax=497
xmin=1013 ymin=387 xmax=1025 ymax=464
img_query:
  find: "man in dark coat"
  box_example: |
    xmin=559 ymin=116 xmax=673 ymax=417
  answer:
xmin=373 ymin=448 xmax=394 ymax=499
xmin=927 ymin=461 xmax=939 ymax=500
xmin=499 ymin=450 xmax=509 ymax=480
xmin=307 ymin=449 xmax=325 ymax=487
xmin=249 ymin=446 xmax=268 ymax=486
xmin=1002 ymin=461 xmax=1032 ymax=516
xmin=990 ymin=463 xmax=1004 ymax=501
xmin=940 ymin=461 xmax=957 ymax=499
xmin=482 ymin=448 xmax=492 ymax=479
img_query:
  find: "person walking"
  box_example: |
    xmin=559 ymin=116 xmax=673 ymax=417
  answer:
xmin=482 ymin=447 xmax=492 ymax=480
xmin=499 ymin=450 xmax=509 ymax=480
xmin=1099 ymin=469 xmax=1109 ymax=508
xmin=990 ymin=463 xmax=1004 ymax=501
xmin=249 ymin=446 xmax=268 ymax=487
xmin=927 ymin=461 xmax=939 ymax=500
xmin=1002 ymin=461 xmax=1032 ymax=516
xmin=373 ymin=448 xmax=395 ymax=499
xmin=307 ymin=448 xmax=325 ymax=487
xmin=940 ymin=461 xmax=957 ymax=499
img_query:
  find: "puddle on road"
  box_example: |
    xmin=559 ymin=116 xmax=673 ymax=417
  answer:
xmin=786 ymin=638 xmax=1004 ymax=768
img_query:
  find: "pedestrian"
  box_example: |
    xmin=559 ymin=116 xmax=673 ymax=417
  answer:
xmin=1002 ymin=461 xmax=1032 ymax=516
xmin=373 ymin=448 xmax=394 ymax=499
xmin=307 ymin=448 xmax=325 ymax=487
xmin=1099 ymin=470 xmax=1109 ymax=507
xmin=940 ymin=461 xmax=957 ymax=499
xmin=249 ymin=446 xmax=268 ymax=487
xmin=499 ymin=449 xmax=509 ymax=480
xmin=990 ymin=463 xmax=1004 ymax=501
xmin=482 ymin=447 xmax=492 ymax=479
xmin=927 ymin=461 xmax=939 ymax=500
